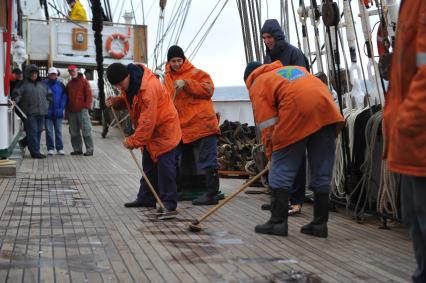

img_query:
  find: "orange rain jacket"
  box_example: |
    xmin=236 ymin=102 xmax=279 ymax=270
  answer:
xmin=110 ymin=65 xmax=181 ymax=162
xmin=164 ymin=59 xmax=220 ymax=144
xmin=245 ymin=61 xmax=344 ymax=158
xmin=383 ymin=0 xmax=426 ymax=177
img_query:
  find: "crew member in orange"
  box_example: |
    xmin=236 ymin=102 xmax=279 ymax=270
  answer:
xmin=244 ymin=61 xmax=344 ymax=238
xmin=383 ymin=0 xmax=426 ymax=281
xmin=164 ymin=45 xmax=221 ymax=205
xmin=105 ymin=63 xmax=181 ymax=214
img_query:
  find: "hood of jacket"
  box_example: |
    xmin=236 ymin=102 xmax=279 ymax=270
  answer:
xmin=25 ymin=64 xmax=41 ymax=82
xmin=261 ymin=19 xmax=289 ymax=61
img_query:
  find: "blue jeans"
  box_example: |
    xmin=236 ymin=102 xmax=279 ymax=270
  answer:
xmin=269 ymin=124 xmax=336 ymax=193
xmin=45 ymin=118 xmax=64 ymax=151
xmin=25 ymin=115 xmax=45 ymax=156
xmin=401 ymin=175 xmax=426 ymax=283
xmin=137 ymin=147 xmax=178 ymax=211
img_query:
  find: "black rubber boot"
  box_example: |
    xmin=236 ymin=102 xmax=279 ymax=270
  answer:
xmin=255 ymin=189 xmax=288 ymax=236
xmin=192 ymin=168 xmax=219 ymax=205
xmin=301 ymin=192 xmax=329 ymax=238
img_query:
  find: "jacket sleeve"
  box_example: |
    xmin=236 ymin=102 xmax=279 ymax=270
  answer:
xmin=126 ymin=88 xmax=157 ymax=148
xmin=46 ymin=85 xmax=53 ymax=102
xmin=11 ymin=84 xmax=23 ymax=103
xmin=111 ymin=94 xmax=127 ymax=110
xmin=397 ymin=6 xmax=426 ymax=136
xmin=292 ymin=49 xmax=309 ymax=70
xmin=253 ymin=88 xmax=278 ymax=159
xmin=61 ymin=83 xmax=68 ymax=111
xmin=183 ymin=69 xmax=214 ymax=99
xmin=83 ymin=80 xmax=93 ymax=109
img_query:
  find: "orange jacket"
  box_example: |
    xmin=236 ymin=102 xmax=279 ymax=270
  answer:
xmin=246 ymin=61 xmax=344 ymax=158
xmin=164 ymin=60 xmax=220 ymax=144
xmin=111 ymin=65 xmax=181 ymax=162
xmin=383 ymin=0 xmax=426 ymax=176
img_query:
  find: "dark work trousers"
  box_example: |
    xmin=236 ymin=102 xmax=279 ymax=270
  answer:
xmin=137 ymin=147 xmax=178 ymax=211
xmin=288 ymin=156 xmax=306 ymax=205
xmin=25 ymin=115 xmax=45 ymax=156
xmin=268 ymin=124 xmax=336 ymax=193
xmin=401 ymin=175 xmax=426 ymax=283
xmin=177 ymin=135 xmax=219 ymax=170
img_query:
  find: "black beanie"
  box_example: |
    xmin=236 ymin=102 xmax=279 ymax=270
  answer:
xmin=167 ymin=45 xmax=185 ymax=62
xmin=107 ymin=63 xmax=129 ymax=85
xmin=244 ymin=61 xmax=263 ymax=82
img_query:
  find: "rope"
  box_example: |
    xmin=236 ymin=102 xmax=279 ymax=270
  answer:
xmin=236 ymin=0 xmax=251 ymax=63
xmin=188 ymin=0 xmax=229 ymax=60
xmin=185 ymin=0 xmax=222 ymax=53
xmin=290 ymin=0 xmax=301 ymax=50
xmin=347 ymin=110 xmax=383 ymax=221
xmin=331 ymin=108 xmax=351 ymax=199
xmin=377 ymin=125 xmax=400 ymax=219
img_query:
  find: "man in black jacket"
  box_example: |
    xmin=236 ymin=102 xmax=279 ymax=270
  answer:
xmin=260 ymin=19 xmax=310 ymax=215
xmin=12 ymin=65 xmax=52 ymax=159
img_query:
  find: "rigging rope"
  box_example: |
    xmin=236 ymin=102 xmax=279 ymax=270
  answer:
xmin=188 ymin=0 xmax=229 ymax=60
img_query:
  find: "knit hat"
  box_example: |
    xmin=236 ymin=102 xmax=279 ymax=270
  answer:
xmin=167 ymin=45 xmax=185 ymax=62
xmin=12 ymin=68 xmax=22 ymax=75
xmin=243 ymin=61 xmax=262 ymax=82
xmin=68 ymin=65 xmax=77 ymax=71
xmin=106 ymin=63 xmax=129 ymax=85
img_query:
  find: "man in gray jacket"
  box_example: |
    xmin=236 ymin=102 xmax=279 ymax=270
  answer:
xmin=12 ymin=65 xmax=52 ymax=158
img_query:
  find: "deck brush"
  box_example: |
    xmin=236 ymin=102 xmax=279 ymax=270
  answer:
xmin=187 ymin=168 xmax=268 ymax=233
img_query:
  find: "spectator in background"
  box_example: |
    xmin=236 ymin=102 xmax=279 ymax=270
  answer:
xmin=10 ymin=68 xmax=23 ymax=93
xmin=67 ymin=0 xmax=88 ymax=22
xmin=10 ymin=68 xmax=25 ymax=122
xmin=66 ymin=65 xmax=94 ymax=156
xmin=44 ymin=67 xmax=67 ymax=155
xmin=12 ymin=65 xmax=51 ymax=159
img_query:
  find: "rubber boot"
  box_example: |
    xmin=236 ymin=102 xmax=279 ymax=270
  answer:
xmin=192 ymin=168 xmax=219 ymax=205
xmin=255 ymin=189 xmax=288 ymax=236
xmin=301 ymin=192 xmax=329 ymax=238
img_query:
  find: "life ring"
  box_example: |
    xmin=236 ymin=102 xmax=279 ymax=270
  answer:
xmin=105 ymin=33 xmax=130 ymax=59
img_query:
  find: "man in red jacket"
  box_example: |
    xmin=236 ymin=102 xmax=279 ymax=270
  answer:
xmin=384 ymin=1 xmax=426 ymax=281
xmin=66 ymin=65 xmax=94 ymax=156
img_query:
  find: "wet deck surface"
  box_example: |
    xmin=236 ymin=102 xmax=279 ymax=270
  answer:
xmin=0 ymin=125 xmax=416 ymax=283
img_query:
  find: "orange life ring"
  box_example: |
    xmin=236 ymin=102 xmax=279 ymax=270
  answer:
xmin=105 ymin=33 xmax=130 ymax=59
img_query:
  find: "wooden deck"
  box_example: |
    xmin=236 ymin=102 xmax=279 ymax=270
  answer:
xmin=0 ymin=125 xmax=416 ymax=283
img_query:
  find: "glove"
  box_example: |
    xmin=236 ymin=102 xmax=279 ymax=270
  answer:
xmin=174 ymin=80 xmax=186 ymax=89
